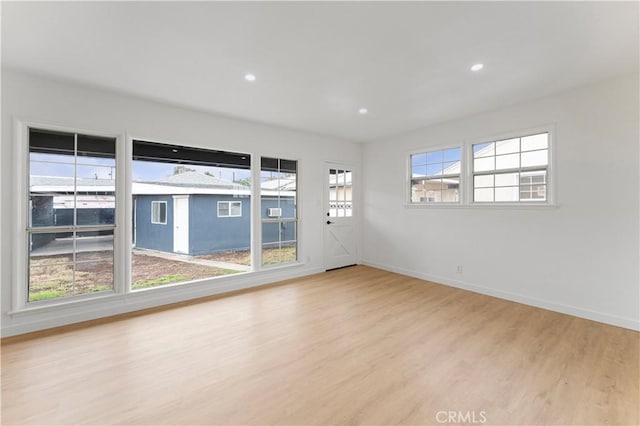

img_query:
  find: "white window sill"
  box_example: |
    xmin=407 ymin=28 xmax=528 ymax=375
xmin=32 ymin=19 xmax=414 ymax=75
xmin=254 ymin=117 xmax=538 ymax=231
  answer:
xmin=404 ymin=202 xmax=560 ymax=210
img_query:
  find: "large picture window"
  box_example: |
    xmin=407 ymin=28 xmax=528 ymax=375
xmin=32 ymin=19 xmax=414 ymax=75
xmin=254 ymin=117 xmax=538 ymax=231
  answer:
xmin=261 ymin=157 xmax=297 ymax=266
xmin=27 ymin=128 xmax=116 ymax=302
xmin=18 ymin=123 xmax=305 ymax=312
xmin=132 ymin=140 xmax=251 ymax=290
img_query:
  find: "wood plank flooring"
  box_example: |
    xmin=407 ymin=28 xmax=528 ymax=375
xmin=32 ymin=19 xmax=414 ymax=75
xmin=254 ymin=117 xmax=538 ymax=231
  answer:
xmin=2 ymin=266 xmax=638 ymax=425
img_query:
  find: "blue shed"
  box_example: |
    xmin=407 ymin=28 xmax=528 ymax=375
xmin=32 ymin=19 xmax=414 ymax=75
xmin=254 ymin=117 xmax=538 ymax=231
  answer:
xmin=132 ymin=172 xmax=295 ymax=255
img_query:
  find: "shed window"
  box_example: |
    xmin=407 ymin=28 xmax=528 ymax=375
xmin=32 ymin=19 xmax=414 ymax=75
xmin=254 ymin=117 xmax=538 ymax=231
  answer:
xmin=151 ymin=201 xmax=167 ymax=224
xmin=218 ymin=201 xmax=242 ymax=217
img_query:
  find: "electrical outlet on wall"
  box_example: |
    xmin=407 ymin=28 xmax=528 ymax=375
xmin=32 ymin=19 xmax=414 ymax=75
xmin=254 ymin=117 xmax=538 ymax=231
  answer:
xmin=456 ymin=265 xmax=463 ymax=274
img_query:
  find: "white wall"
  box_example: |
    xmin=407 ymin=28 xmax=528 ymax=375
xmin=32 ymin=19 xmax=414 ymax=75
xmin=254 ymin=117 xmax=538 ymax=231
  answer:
xmin=362 ymin=74 xmax=639 ymax=330
xmin=0 ymin=70 xmax=361 ymax=337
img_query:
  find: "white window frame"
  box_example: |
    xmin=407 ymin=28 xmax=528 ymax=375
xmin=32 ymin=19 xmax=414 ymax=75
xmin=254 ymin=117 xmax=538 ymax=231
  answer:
xmin=405 ymin=124 xmax=556 ymax=209
xmin=151 ymin=201 xmax=167 ymax=224
xmin=407 ymin=144 xmax=463 ymax=205
xmin=12 ymin=119 xmax=125 ymax=311
xmin=217 ymin=200 xmax=242 ymax=218
xmin=259 ymin=157 xmax=299 ymax=267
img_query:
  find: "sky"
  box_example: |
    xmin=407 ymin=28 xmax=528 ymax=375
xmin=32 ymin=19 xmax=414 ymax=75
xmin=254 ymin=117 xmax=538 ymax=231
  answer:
xmin=30 ymin=153 xmax=252 ymax=183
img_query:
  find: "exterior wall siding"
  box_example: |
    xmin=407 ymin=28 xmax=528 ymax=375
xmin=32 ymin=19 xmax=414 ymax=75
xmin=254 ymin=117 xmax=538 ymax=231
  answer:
xmin=134 ymin=195 xmax=174 ymax=253
xmin=189 ymin=194 xmax=251 ymax=254
xmin=133 ymin=194 xmax=296 ymax=255
xmin=261 ymin=197 xmax=296 ymax=246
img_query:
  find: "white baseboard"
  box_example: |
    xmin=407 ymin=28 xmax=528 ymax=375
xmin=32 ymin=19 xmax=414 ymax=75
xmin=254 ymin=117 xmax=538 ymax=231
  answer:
xmin=2 ymin=265 xmax=324 ymax=338
xmin=361 ymin=260 xmax=640 ymax=332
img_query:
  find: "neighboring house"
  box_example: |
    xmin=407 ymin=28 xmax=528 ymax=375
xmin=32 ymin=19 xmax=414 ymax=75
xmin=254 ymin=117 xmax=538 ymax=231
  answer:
xmin=29 ymin=176 xmax=116 ymax=249
xmin=29 ymin=171 xmax=296 ymax=255
xmin=411 ymin=161 xmax=460 ymax=203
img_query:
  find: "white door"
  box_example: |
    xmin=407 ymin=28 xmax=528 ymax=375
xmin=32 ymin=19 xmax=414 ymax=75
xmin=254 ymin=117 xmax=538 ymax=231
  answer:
xmin=173 ymin=195 xmax=189 ymax=254
xmin=324 ymin=163 xmax=357 ymax=270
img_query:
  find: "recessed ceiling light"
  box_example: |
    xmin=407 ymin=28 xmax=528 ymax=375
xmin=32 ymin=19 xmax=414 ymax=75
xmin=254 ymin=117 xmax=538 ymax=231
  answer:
xmin=172 ymin=149 xmax=179 ymax=153
xmin=470 ymin=63 xmax=484 ymax=72
xmin=358 ymin=108 xmax=368 ymax=115
xmin=244 ymin=73 xmax=256 ymax=82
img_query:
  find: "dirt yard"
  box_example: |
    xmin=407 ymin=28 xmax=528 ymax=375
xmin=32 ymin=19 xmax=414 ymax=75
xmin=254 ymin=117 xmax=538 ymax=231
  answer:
xmin=198 ymin=246 xmax=296 ymax=265
xmin=29 ymin=246 xmax=297 ymax=301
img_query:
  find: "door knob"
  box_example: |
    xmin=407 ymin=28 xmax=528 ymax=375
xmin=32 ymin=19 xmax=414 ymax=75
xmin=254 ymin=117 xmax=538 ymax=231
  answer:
xmin=326 ymin=220 xmax=333 ymax=225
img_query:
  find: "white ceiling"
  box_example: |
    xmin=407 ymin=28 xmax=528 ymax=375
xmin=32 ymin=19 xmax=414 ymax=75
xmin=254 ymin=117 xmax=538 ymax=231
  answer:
xmin=2 ymin=2 xmax=638 ymax=143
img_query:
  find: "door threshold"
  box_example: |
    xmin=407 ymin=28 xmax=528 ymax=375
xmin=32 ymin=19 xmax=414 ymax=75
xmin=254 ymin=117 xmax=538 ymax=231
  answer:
xmin=325 ymin=264 xmax=357 ymax=272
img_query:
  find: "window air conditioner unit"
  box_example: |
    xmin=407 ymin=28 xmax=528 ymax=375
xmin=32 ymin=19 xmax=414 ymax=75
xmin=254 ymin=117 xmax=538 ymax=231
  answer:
xmin=267 ymin=208 xmax=282 ymax=217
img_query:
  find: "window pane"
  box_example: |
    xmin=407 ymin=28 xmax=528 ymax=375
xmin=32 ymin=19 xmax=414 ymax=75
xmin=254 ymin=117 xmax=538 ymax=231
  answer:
xmin=159 ymin=203 xmax=167 ymax=223
xmin=133 ymin=141 xmax=251 ymax=286
xmin=29 ymin=128 xmax=75 ymax=156
xmin=262 ymin=158 xmax=298 ymax=265
xmin=345 ymin=201 xmax=353 ymax=217
xmin=473 ymin=142 xmax=494 ymax=158
xmin=442 ymin=178 xmax=459 ymax=202
xmin=29 ymin=129 xmax=117 ymax=230
xmin=426 ymin=150 xmax=443 ymax=164
xmin=74 ymin=230 xmax=114 ymax=294
xmin=75 ymin=232 xmax=114 ymax=263
xmin=496 ymin=153 xmax=519 ymax=170
xmin=152 ymin=202 xmax=167 ymax=223
xmin=77 ymin=134 xmax=116 ymax=159
xmin=521 ymin=150 xmax=548 ymax=168
xmin=424 ymin=178 xmax=443 ymax=191
xmin=230 ymin=202 xmax=242 ymax=217
xmin=262 ymin=161 xmax=297 ymax=219
xmin=29 ymin=165 xmax=75 ymax=228
xmin=28 ymin=230 xmax=114 ymax=302
xmin=443 ymin=148 xmax=461 ymax=162
xmin=495 ymin=173 xmax=519 ymax=187
xmin=520 ymin=185 xmax=547 ymax=201
xmin=30 ymin=161 xmax=75 ymax=180
xmin=441 ymin=189 xmax=459 ymax=202
xmin=411 ymin=153 xmax=427 ymax=167
xmin=442 ymin=161 xmax=460 ymax=175
xmin=521 ymin=133 xmax=548 ymax=151
xmin=411 ymin=180 xmax=427 ymax=203
xmin=495 ymin=138 xmax=519 ymax=155
xmin=474 ymin=188 xmax=494 ymax=202
xmin=412 ymin=165 xmax=427 ymax=178
xmin=521 ymin=170 xmax=546 ymax=185
xmin=474 ymin=175 xmax=494 ymax=188
xmin=29 ymin=263 xmax=73 ymax=302
xmin=495 ymin=186 xmax=519 ymax=202
xmin=474 ymin=156 xmax=494 ymax=172
xmin=218 ymin=202 xmax=229 ymax=217
xmin=426 ymin=164 xmax=444 ymax=176
xmin=76 ymin=196 xmax=116 ymax=226
xmin=262 ymin=221 xmax=297 ymax=266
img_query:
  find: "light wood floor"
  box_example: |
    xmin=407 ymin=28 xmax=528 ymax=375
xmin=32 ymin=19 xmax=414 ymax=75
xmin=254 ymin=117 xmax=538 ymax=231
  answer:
xmin=2 ymin=266 xmax=638 ymax=425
